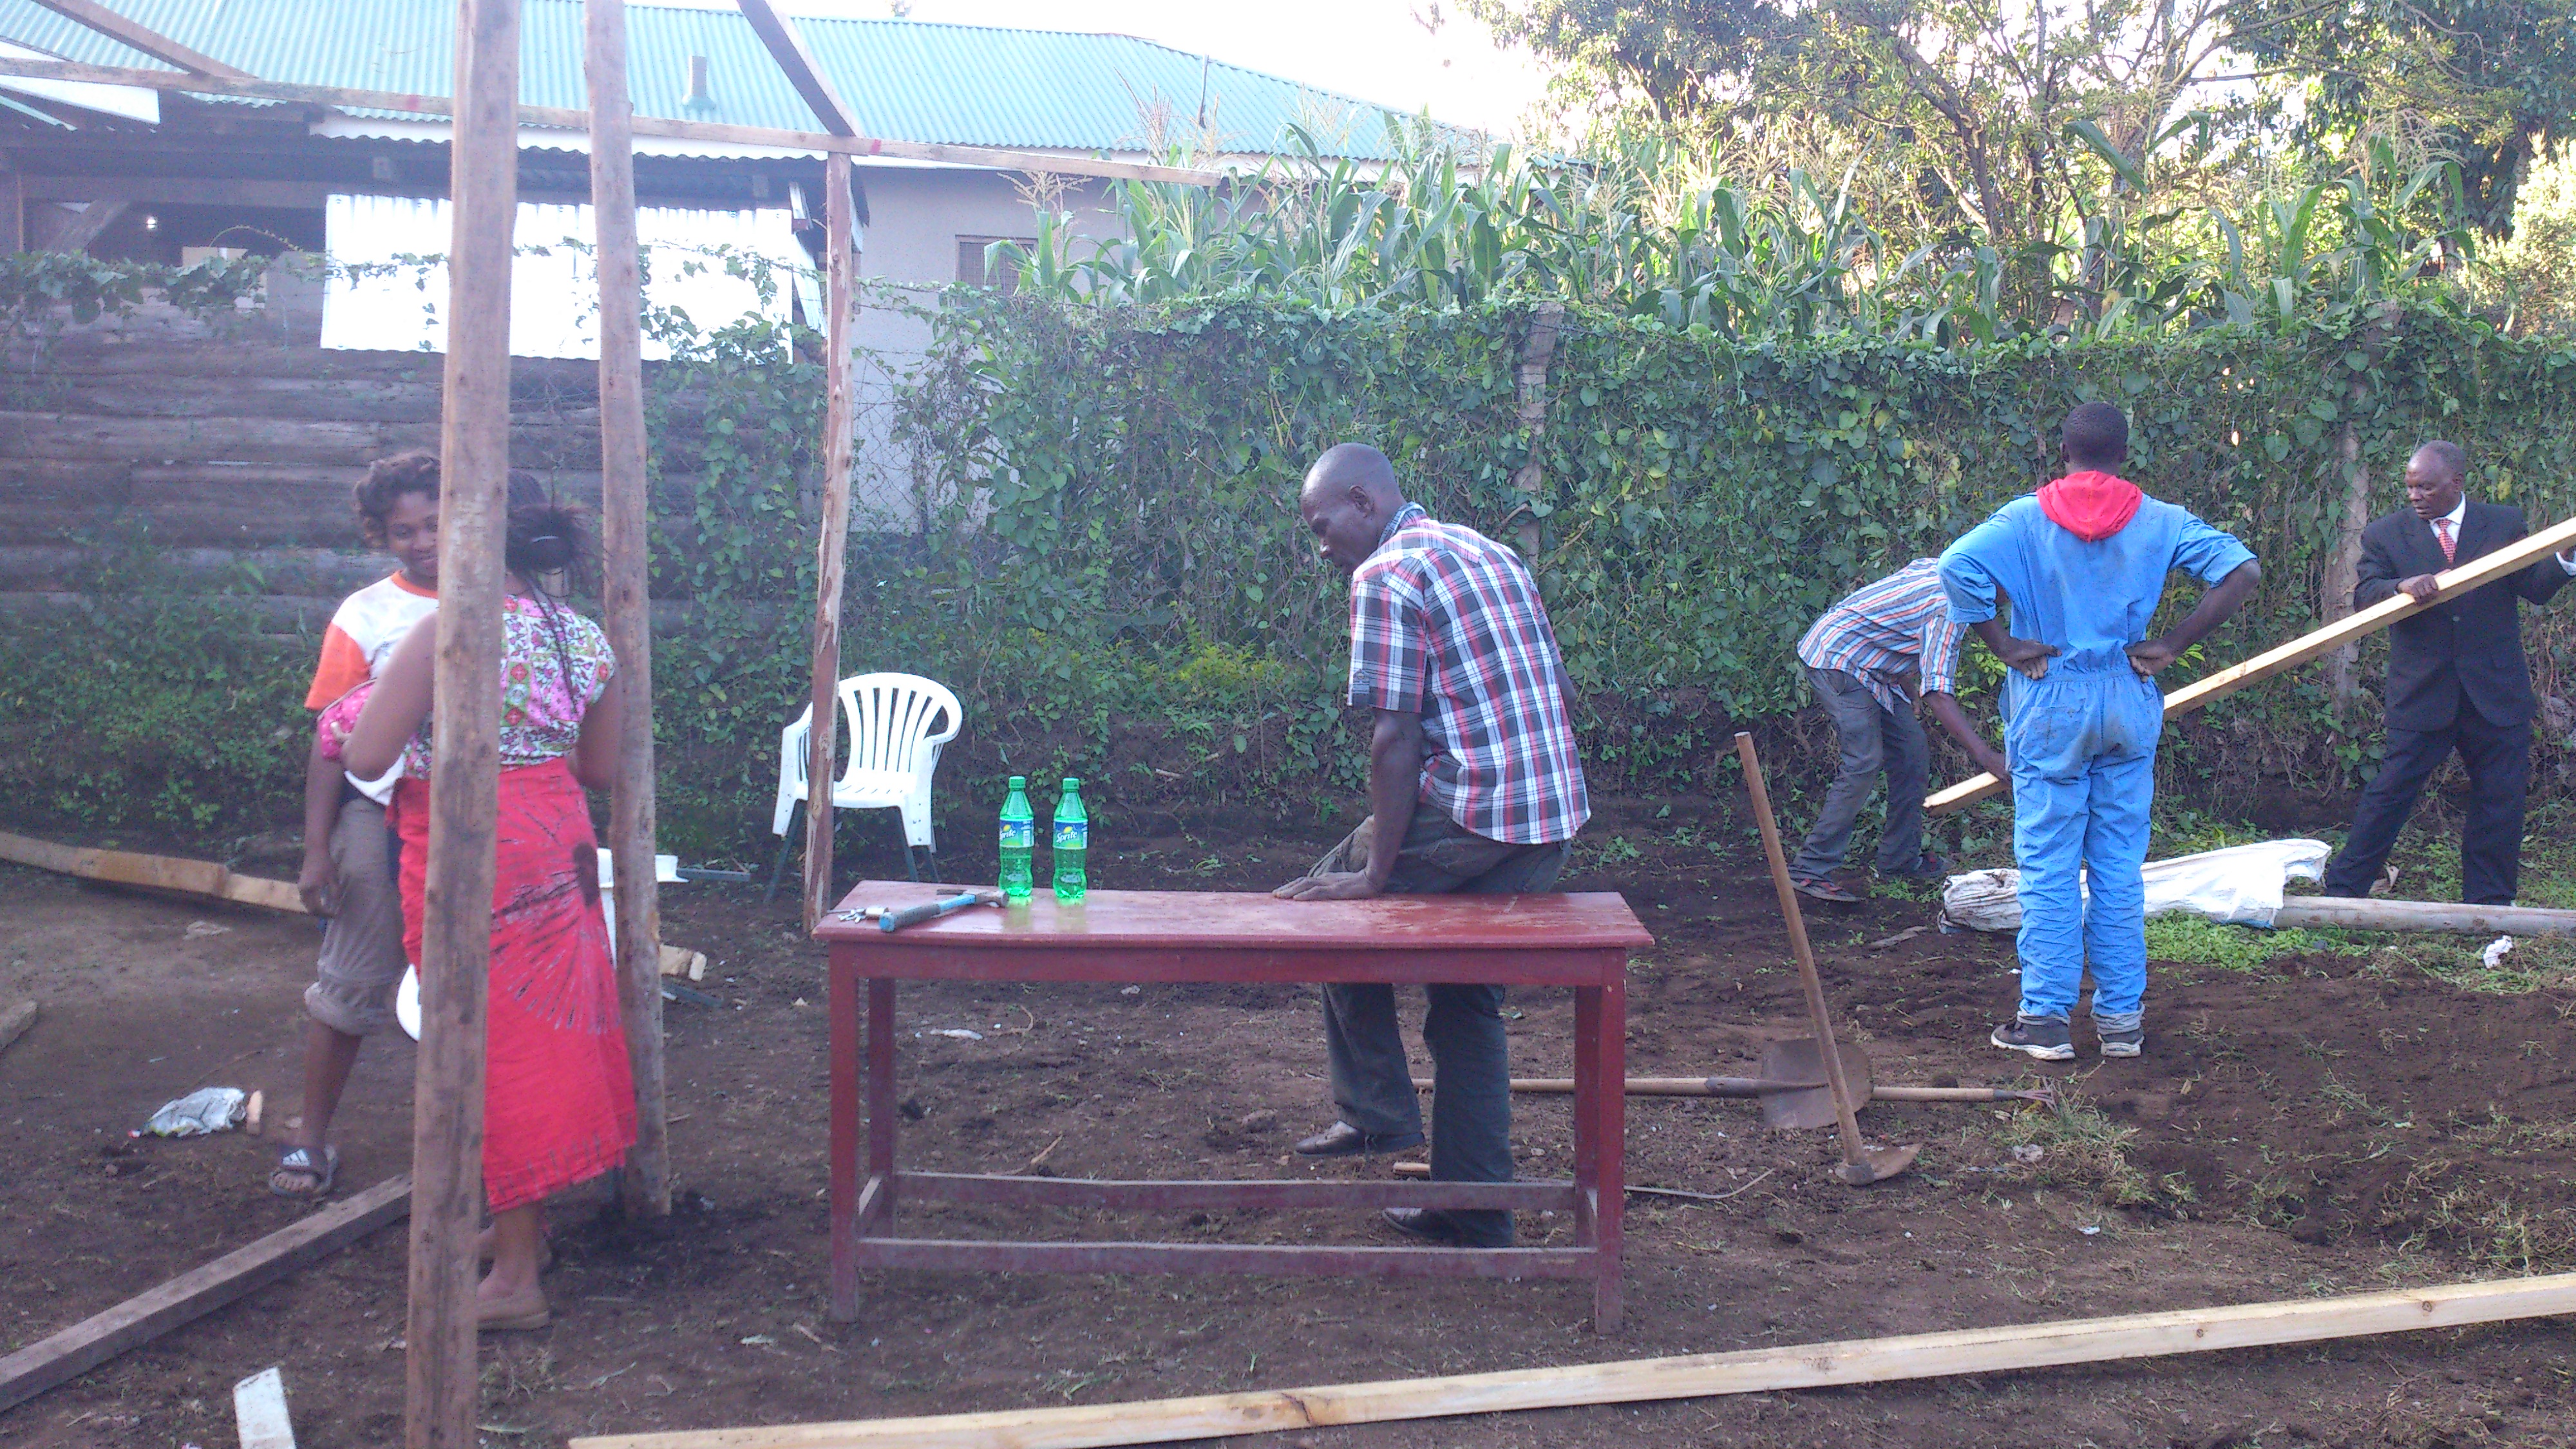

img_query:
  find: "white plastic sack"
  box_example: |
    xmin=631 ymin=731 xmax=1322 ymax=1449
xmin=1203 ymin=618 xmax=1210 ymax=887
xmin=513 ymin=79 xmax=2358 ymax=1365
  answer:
xmin=1942 ymin=838 xmax=2333 ymax=933
xmin=144 ymin=1086 xmax=247 ymax=1137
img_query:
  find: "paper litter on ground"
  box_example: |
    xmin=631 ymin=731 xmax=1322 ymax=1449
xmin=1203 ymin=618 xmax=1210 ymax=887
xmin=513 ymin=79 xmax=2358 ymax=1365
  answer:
xmin=1942 ymin=838 xmax=2333 ymax=933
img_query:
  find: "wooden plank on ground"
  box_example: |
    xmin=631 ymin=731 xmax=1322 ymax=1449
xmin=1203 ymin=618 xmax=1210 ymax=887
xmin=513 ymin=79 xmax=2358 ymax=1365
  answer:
xmin=0 ymin=830 xmax=307 ymax=914
xmin=0 ymin=999 xmax=35 ymax=1055
xmin=2271 ymin=896 xmax=2576 ymax=935
xmin=0 ymin=1177 xmax=408 ymax=1417
xmin=1929 ymin=513 xmax=2576 ymax=814
xmin=567 ymin=1270 xmax=2576 ymax=1449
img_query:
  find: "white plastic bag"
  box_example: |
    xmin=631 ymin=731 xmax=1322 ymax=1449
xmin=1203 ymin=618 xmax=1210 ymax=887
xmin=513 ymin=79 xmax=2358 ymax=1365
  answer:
xmin=143 ymin=1086 xmax=247 ymax=1137
xmin=1942 ymin=838 xmax=2333 ymax=932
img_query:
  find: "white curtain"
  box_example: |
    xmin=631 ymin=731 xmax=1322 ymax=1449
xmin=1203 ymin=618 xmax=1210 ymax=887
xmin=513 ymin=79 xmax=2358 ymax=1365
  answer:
xmin=321 ymin=194 xmax=813 ymax=359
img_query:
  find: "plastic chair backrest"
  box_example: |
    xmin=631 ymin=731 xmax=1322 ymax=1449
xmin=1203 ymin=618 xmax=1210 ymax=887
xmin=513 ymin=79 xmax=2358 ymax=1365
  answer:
xmin=832 ymin=672 xmax=962 ymax=790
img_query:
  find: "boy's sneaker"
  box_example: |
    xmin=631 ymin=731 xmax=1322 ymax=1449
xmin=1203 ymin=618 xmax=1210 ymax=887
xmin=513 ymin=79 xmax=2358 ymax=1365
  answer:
xmin=1792 ymin=873 xmax=1862 ymax=904
xmin=1989 ymin=1016 xmax=2075 ymax=1061
xmin=2098 ymin=1026 xmax=2144 ymax=1059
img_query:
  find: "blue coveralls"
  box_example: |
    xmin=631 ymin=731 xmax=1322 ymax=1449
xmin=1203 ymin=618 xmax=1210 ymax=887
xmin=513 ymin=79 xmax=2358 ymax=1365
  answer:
xmin=1938 ymin=496 xmax=2253 ymax=1032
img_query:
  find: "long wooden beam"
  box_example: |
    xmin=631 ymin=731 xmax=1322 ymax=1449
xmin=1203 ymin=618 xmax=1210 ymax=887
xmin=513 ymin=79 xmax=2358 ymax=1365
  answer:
xmin=733 ymin=0 xmax=856 ymax=138
xmin=0 ymin=54 xmax=1230 ymax=185
xmin=404 ymin=0 xmax=519 ymax=1442
xmin=2271 ymin=896 xmax=2576 ymax=935
xmin=22 ymin=0 xmax=253 ymax=80
xmin=0 ymin=829 xmax=305 ymax=913
xmin=0 ymin=1177 xmax=408 ymax=1417
xmin=800 ymin=150 xmax=856 ymax=932
xmin=1929 ymin=513 xmax=2576 ymax=814
xmin=567 ymin=1270 xmax=2576 ymax=1449
xmin=587 ymin=0 xmax=670 ymax=1220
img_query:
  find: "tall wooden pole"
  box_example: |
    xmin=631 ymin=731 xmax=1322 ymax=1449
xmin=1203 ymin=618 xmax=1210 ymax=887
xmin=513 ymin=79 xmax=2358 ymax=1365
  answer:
xmin=585 ymin=0 xmax=668 ymax=1218
xmin=801 ymin=152 xmax=857 ymax=931
xmin=406 ymin=0 xmax=518 ymax=1441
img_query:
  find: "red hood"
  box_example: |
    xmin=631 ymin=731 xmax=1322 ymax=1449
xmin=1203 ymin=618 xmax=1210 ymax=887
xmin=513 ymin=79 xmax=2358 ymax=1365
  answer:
xmin=2038 ymin=470 xmax=2143 ymax=542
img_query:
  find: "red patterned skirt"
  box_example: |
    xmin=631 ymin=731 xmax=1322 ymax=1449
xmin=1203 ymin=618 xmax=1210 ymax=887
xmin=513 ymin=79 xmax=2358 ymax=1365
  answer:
xmin=393 ymin=759 xmax=636 ymax=1211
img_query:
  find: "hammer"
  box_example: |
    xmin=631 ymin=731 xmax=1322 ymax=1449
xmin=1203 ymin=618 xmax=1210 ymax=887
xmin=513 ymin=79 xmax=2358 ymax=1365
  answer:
xmin=878 ymin=889 xmax=1003 ymax=933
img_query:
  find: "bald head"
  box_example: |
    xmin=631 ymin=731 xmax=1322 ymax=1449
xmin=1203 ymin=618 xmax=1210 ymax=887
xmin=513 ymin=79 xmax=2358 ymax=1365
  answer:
xmin=1299 ymin=444 xmax=1408 ymax=575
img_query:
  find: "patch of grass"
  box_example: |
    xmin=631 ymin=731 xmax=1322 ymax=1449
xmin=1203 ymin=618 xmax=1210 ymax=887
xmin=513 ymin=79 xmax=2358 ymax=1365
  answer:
xmin=2144 ymin=913 xmax=2369 ymax=972
xmin=1992 ymin=1094 xmax=2193 ymax=1214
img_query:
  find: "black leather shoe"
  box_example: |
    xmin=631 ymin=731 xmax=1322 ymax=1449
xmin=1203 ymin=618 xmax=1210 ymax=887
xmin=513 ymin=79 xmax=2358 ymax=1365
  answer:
xmin=1292 ymin=1121 xmax=1424 ymax=1157
xmin=1381 ymin=1207 xmax=1466 ymax=1245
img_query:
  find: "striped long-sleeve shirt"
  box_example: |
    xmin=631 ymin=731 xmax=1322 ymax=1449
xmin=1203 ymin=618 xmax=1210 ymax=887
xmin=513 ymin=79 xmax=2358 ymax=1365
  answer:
xmin=1347 ymin=503 xmax=1589 ymax=846
xmin=1795 ymin=558 xmax=1966 ymax=717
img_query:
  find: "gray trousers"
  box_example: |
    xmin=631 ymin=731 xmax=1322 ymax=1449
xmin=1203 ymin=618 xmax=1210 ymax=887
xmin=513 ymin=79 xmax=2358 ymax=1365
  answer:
xmin=1296 ymin=804 xmax=1571 ymax=1249
xmin=1792 ymin=665 xmax=1929 ymax=879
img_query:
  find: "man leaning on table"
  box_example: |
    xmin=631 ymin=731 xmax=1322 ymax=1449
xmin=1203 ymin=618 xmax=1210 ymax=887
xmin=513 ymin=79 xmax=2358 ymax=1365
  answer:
xmin=1274 ymin=442 xmax=1590 ymax=1252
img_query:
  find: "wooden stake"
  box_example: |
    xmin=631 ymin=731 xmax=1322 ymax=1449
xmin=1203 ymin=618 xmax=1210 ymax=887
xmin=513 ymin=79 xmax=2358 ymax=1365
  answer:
xmin=800 ymin=151 xmax=857 ymax=933
xmin=0 ymin=1178 xmax=408 ymax=1417
xmin=405 ymin=0 xmax=518 ymax=1441
xmin=1929 ymin=513 xmax=2576 ymax=814
xmin=585 ymin=0 xmax=670 ymax=1221
xmin=567 ymin=1271 xmax=2576 ymax=1449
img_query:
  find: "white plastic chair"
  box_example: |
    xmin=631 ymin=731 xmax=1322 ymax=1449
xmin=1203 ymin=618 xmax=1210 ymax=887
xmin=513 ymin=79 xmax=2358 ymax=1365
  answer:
xmin=766 ymin=672 xmax=962 ymax=899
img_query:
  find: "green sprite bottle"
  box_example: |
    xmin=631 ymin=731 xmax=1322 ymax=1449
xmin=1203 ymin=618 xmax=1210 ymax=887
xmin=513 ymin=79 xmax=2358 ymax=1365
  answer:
xmin=998 ymin=776 xmax=1034 ymax=902
xmin=1052 ymin=778 xmax=1088 ymax=903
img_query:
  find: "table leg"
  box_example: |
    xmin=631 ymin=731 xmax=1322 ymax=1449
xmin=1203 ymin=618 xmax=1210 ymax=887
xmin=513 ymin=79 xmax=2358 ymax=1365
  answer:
xmin=828 ymin=953 xmax=860 ymax=1321
xmin=867 ymin=976 xmax=898 ymax=1187
xmin=1575 ymin=979 xmax=1626 ymax=1333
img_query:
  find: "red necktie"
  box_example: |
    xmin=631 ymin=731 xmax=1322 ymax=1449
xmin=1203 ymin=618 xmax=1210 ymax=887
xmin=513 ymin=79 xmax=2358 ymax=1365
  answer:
xmin=2435 ymin=517 xmax=2457 ymax=565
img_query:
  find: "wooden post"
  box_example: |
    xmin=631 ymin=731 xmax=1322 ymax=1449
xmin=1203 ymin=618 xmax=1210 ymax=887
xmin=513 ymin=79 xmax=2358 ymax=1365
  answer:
xmin=405 ymin=0 xmax=518 ymax=1442
xmin=583 ymin=0 xmax=668 ymax=1220
xmin=801 ymin=151 xmax=857 ymax=931
xmin=1508 ymin=301 xmax=1562 ymax=558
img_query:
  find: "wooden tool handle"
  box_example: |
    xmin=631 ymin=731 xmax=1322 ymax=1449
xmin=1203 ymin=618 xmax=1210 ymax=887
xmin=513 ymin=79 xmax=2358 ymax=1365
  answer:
xmin=1733 ymin=734 xmax=1872 ymax=1170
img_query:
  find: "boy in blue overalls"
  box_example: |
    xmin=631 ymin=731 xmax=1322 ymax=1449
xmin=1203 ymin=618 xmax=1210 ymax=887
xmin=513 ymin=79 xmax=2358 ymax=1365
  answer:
xmin=1939 ymin=404 xmax=2262 ymax=1061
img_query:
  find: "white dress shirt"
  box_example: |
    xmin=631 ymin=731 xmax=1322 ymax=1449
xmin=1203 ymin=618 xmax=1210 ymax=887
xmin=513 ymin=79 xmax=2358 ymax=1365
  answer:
xmin=2429 ymin=495 xmax=2576 ymax=573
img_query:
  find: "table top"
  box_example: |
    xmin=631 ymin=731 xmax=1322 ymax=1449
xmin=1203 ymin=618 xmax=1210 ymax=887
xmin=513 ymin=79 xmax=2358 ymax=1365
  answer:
xmin=816 ymin=880 xmax=1654 ymax=952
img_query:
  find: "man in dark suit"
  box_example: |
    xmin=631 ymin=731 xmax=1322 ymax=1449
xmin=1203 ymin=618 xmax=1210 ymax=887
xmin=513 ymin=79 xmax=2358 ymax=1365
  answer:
xmin=2321 ymin=440 xmax=2576 ymax=905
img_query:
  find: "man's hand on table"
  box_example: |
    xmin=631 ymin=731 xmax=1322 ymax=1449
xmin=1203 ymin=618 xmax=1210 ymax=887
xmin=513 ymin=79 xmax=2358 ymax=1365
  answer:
xmin=1273 ymin=871 xmax=1384 ymax=902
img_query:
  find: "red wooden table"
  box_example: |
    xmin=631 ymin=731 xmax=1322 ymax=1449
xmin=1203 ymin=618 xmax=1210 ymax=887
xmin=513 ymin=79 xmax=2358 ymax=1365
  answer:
xmin=816 ymin=881 xmax=1653 ymax=1331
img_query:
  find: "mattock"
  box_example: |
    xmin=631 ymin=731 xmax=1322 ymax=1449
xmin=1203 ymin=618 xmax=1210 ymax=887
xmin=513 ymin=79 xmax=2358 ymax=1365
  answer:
xmin=1733 ymin=732 xmax=1920 ymax=1185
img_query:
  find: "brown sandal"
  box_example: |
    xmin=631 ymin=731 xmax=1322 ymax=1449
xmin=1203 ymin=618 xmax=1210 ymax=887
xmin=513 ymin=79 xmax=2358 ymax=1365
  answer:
xmin=476 ymin=1291 xmax=552 ymax=1333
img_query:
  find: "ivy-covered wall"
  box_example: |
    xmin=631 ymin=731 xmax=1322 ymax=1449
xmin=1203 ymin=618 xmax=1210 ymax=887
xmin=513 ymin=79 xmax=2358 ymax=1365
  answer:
xmin=6 ymin=294 xmax=2575 ymax=858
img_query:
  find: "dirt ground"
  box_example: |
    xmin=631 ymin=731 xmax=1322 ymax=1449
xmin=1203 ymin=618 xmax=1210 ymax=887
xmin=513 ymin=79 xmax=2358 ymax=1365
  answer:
xmin=3 ymin=796 xmax=2574 ymax=1449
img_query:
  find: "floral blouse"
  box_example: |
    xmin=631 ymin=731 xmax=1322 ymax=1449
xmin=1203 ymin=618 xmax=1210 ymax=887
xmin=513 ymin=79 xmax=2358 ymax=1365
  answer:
xmin=317 ymin=596 xmax=615 ymax=777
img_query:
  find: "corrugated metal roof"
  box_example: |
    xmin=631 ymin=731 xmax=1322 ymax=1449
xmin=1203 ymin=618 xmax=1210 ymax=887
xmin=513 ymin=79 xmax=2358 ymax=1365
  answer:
xmin=0 ymin=0 xmax=1461 ymax=158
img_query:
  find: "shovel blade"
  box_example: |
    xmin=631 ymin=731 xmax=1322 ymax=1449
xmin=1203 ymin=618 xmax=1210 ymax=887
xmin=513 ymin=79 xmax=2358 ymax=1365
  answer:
xmin=1832 ymin=1143 xmax=1922 ymax=1185
xmin=1756 ymin=1039 xmax=1877 ymax=1131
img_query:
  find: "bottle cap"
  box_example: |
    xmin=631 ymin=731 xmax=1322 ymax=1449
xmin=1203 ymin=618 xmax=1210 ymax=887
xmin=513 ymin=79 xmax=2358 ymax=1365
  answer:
xmin=1008 ymin=775 xmax=1026 ymax=788
xmin=1063 ymin=777 xmax=1081 ymax=790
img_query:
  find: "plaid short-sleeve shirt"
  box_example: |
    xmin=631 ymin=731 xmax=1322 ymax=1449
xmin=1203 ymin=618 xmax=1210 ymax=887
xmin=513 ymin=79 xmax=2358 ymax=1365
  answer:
xmin=1346 ymin=504 xmax=1590 ymax=845
xmin=1794 ymin=558 xmax=1967 ymax=717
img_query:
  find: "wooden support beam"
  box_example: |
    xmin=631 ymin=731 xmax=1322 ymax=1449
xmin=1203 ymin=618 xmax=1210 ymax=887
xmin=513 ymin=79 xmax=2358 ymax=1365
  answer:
xmin=0 ymin=1177 xmax=408 ymax=1417
xmin=734 ymin=0 xmax=857 ymax=137
xmin=404 ymin=0 xmax=518 ymax=1442
xmin=568 ymin=1270 xmax=2576 ymax=1449
xmin=0 ymin=55 xmax=1232 ymax=185
xmin=801 ymin=149 xmax=856 ymax=933
xmin=587 ymin=0 xmax=669 ymax=1220
xmin=1928 ymin=513 xmax=2576 ymax=814
xmin=41 ymin=195 xmax=124 ymax=252
xmin=2270 ymin=896 xmax=2576 ymax=935
xmin=23 ymin=0 xmax=254 ymax=79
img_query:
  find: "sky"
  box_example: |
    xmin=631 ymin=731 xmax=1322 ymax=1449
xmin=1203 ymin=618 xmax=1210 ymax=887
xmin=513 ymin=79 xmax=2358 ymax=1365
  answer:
xmin=706 ymin=0 xmax=1557 ymax=137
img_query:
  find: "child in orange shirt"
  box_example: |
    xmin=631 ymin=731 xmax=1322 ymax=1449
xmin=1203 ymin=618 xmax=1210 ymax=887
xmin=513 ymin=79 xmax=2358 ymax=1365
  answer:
xmin=269 ymin=451 xmax=441 ymax=1197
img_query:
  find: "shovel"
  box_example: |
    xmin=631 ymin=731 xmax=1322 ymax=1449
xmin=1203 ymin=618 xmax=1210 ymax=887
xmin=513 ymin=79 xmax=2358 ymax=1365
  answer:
xmin=1734 ymin=732 xmax=1920 ymax=1186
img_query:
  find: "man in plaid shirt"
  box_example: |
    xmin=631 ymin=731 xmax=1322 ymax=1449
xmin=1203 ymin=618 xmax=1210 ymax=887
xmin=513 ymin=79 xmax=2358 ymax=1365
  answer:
xmin=1275 ymin=443 xmax=1587 ymax=1250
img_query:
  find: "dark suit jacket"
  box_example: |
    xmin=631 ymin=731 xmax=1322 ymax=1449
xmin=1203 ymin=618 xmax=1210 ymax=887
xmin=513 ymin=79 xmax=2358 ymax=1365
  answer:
xmin=2353 ymin=500 xmax=2571 ymax=731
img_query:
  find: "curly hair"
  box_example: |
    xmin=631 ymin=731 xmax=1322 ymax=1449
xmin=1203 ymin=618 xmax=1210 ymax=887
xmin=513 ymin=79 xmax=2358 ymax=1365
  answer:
xmin=352 ymin=450 xmax=440 ymax=547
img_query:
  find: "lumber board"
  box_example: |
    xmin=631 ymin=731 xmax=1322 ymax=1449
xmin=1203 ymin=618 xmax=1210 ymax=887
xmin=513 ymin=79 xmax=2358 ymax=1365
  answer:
xmin=2271 ymin=896 xmax=2576 ymax=936
xmin=734 ymin=0 xmax=857 ymax=137
xmin=0 ymin=999 xmax=36 ymax=1056
xmin=567 ymin=1270 xmax=2576 ymax=1449
xmin=1929 ymin=513 xmax=2576 ymax=814
xmin=0 ymin=831 xmax=307 ymax=913
xmin=0 ymin=1177 xmax=408 ymax=1416
xmin=0 ymin=55 xmax=1230 ymax=185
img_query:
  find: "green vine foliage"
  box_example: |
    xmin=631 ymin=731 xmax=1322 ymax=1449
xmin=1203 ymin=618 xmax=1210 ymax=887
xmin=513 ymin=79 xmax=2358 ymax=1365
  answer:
xmin=8 ymin=258 xmax=2576 ymax=855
